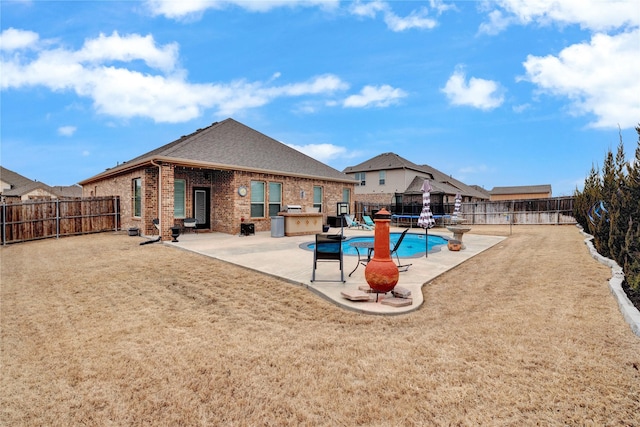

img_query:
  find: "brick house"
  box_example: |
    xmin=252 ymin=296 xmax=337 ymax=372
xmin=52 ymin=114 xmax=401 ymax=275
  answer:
xmin=78 ymin=119 xmax=356 ymax=240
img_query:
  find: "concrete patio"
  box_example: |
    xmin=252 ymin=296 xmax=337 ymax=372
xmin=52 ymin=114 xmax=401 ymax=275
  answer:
xmin=164 ymin=226 xmax=506 ymax=315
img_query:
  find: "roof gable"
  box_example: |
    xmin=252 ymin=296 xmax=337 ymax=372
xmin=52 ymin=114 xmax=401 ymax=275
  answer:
xmin=83 ymin=119 xmax=353 ymax=184
xmin=343 ymin=152 xmax=428 ymax=175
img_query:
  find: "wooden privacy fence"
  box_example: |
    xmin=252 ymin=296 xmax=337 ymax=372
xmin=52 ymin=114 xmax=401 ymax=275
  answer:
xmin=1 ymin=197 xmax=120 ymax=245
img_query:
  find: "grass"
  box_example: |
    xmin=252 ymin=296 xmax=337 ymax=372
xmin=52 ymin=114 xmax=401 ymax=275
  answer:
xmin=1 ymin=225 xmax=639 ymax=425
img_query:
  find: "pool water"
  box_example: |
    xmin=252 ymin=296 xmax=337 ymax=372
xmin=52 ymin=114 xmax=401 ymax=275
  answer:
xmin=303 ymin=232 xmax=448 ymax=258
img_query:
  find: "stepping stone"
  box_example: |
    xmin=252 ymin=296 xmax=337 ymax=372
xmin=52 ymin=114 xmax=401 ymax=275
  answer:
xmin=392 ymin=286 xmax=411 ymax=298
xmin=380 ymin=297 xmax=413 ymax=307
xmin=341 ymin=289 xmax=371 ymax=301
xmin=358 ymin=285 xmax=375 ymax=293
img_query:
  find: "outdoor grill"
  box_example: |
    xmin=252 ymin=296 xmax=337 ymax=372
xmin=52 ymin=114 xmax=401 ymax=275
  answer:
xmin=285 ymin=205 xmax=302 ymax=213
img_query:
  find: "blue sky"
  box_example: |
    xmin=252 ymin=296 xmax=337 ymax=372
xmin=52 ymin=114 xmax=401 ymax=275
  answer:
xmin=1 ymin=0 xmax=638 ymax=196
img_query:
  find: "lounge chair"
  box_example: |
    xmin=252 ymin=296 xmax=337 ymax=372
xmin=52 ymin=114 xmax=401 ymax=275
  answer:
xmin=344 ymin=215 xmax=372 ymax=231
xmin=311 ymin=233 xmax=345 ymax=282
xmin=362 ymin=215 xmax=375 ymax=228
xmin=390 ymin=229 xmax=412 ymax=272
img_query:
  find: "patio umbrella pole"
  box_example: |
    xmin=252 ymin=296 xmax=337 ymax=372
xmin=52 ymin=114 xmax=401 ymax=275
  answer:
xmin=417 ymin=179 xmax=436 ymax=259
xmin=424 ymin=220 xmax=432 ymax=258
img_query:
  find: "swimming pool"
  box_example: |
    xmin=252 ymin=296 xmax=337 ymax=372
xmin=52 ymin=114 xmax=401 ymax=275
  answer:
xmin=301 ymin=232 xmax=448 ymax=258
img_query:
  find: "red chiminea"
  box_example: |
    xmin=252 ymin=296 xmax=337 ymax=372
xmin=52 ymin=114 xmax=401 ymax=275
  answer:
xmin=364 ymin=208 xmax=399 ymax=294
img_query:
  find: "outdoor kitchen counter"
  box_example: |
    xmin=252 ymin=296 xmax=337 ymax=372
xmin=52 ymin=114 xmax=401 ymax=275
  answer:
xmin=278 ymin=212 xmax=324 ymax=236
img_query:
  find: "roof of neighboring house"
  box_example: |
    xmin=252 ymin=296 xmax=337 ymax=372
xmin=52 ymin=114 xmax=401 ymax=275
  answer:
xmin=1 ymin=166 xmax=84 ymax=199
xmin=470 ymin=185 xmax=491 ymax=197
xmin=490 ymin=185 xmax=552 ymax=196
xmin=404 ymin=175 xmax=466 ymax=196
xmin=51 ymin=185 xmax=83 ymax=198
xmin=0 ymin=166 xmax=36 ymax=190
xmin=0 ymin=166 xmax=57 ymax=197
xmin=343 ymin=152 xmax=489 ymax=199
xmin=80 ymin=118 xmax=354 ymax=185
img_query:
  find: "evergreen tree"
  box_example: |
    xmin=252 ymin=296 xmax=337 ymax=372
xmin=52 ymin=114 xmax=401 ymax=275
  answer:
xmin=623 ymin=126 xmax=640 ymax=290
xmin=595 ymin=150 xmax=615 ymax=258
xmin=607 ymin=139 xmax=627 ymax=265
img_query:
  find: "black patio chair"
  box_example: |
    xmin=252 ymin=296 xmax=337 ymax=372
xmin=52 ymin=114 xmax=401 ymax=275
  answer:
xmin=311 ymin=233 xmax=345 ymax=283
xmin=390 ymin=229 xmax=412 ymax=272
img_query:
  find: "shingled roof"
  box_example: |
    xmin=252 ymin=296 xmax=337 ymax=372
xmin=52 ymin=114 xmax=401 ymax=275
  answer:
xmin=344 ymin=152 xmax=488 ymax=199
xmin=80 ymin=119 xmax=354 ymax=184
xmin=490 ymin=185 xmax=552 ymax=195
xmin=1 ymin=166 xmax=36 ymax=191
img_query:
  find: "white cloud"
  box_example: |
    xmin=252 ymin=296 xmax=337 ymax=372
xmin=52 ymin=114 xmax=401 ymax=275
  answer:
xmin=0 ymin=28 xmax=39 ymax=51
xmin=76 ymin=31 xmax=179 ymax=73
xmin=349 ymin=0 xmax=386 ymax=18
xmin=441 ymin=68 xmax=504 ymax=110
xmin=145 ymin=0 xmax=339 ymax=19
xmin=384 ymin=7 xmax=437 ymax=31
xmin=342 ymin=85 xmax=407 ymax=108
xmin=58 ymin=126 xmax=77 ymax=136
xmin=478 ymin=10 xmax=513 ymax=35
xmin=479 ymin=0 xmax=639 ymax=34
xmin=521 ymin=29 xmax=640 ymax=129
xmin=286 ymin=143 xmax=347 ymax=163
xmin=0 ymin=30 xmax=358 ymax=122
xmin=349 ymin=0 xmax=441 ymax=32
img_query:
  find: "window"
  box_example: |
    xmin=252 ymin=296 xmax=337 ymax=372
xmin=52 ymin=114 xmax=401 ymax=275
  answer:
xmin=355 ymin=172 xmax=366 ymax=186
xmin=250 ymin=181 xmax=265 ymax=218
xmin=174 ymin=179 xmax=186 ymax=218
xmin=313 ymin=186 xmax=323 ymax=212
xmin=342 ymin=188 xmax=350 ymax=205
xmin=132 ymin=178 xmax=142 ymax=217
xmin=379 ymin=171 xmax=386 ymax=185
xmin=268 ymin=182 xmax=282 ymax=217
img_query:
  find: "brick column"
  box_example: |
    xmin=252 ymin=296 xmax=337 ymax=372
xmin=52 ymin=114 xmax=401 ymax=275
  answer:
xmin=159 ymin=163 xmax=175 ymax=241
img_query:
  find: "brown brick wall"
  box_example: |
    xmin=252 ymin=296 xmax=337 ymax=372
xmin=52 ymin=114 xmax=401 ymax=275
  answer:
xmin=83 ymin=164 xmax=354 ymax=237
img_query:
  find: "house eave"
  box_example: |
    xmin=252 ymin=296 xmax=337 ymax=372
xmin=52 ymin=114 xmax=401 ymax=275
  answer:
xmin=79 ymin=156 xmax=356 ymax=186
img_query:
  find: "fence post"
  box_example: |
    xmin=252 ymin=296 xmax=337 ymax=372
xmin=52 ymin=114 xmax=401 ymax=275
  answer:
xmin=56 ymin=199 xmax=60 ymax=239
xmin=114 ymin=196 xmax=119 ymax=231
xmin=1 ymin=203 xmax=5 ymax=246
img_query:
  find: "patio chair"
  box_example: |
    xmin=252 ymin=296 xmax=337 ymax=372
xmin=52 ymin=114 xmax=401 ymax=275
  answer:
xmin=362 ymin=215 xmax=376 ymax=229
xmin=344 ymin=215 xmax=372 ymax=231
xmin=311 ymin=233 xmax=345 ymax=283
xmin=183 ymin=217 xmax=197 ymax=233
xmin=390 ymin=229 xmax=412 ymax=272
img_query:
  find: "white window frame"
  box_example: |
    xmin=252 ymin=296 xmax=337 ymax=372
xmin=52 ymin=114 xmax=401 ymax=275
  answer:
xmin=251 ymin=181 xmax=266 ymax=218
xmin=174 ymin=179 xmax=186 ymax=219
xmin=132 ymin=178 xmax=142 ymax=218
xmin=313 ymin=186 xmax=323 ymax=212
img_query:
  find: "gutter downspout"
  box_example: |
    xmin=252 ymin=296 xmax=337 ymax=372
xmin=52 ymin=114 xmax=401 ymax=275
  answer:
xmin=150 ymin=159 xmax=162 ymax=237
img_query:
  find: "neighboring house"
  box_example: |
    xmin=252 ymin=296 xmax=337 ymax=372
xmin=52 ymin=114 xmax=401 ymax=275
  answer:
xmin=343 ymin=152 xmax=489 ymax=215
xmin=78 ymin=118 xmax=356 ymax=239
xmin=489 ymin=185 xmax=552 ymax=201
xmin=0 ymin=166 xmax=69 ymax=202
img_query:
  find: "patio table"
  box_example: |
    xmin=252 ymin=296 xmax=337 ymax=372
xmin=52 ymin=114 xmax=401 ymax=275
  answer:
xmin=349 ymin=241 xmax=375 ymax=277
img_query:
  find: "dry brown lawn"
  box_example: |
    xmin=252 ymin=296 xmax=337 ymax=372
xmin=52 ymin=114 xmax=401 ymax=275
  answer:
xmin=1 ymin=225 xmax=639 ymax=426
